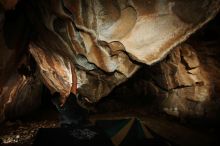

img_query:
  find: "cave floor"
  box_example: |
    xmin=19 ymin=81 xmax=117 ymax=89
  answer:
xmin=0 ymin=108 xmax=59 ymax=146
xmin=0 ymin=107 xmax=219 ymax=146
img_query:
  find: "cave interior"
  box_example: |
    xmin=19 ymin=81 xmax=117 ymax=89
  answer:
xmin=0 ymin=0 xmax=220 ymax=146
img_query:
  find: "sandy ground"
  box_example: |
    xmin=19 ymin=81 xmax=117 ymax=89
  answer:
xmin=0 ymin=108 xmax=59 ymax=146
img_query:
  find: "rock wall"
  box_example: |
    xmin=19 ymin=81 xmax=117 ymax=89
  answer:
xmin=0 ymin=4 xmax=42 ymax=122
xmin=150 ymin=43 xmax=213 ymax=117
xmin=97 ymin=40 xmax=220 ymax=119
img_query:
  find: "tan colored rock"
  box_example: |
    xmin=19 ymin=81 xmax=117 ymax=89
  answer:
xmin=29 ymin=44 xmax=76 ymax=105
xmin=147 ymin=43 xmax=212 ymax=117
xmin=30 ymin=0 xmax=219 ymax=103
xmin=64 ymin=0 xmax=220 ymax=65
xmin=28 ymin=0 xmax=139 ymax=102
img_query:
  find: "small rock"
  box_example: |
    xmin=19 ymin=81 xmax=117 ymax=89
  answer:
xmin=174 ymin=107 xmax=178 ymax=111
xmin=16 ymin=135 xmax=20 ymax=139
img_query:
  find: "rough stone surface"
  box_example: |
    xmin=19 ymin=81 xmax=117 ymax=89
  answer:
xmin=135 ymin=43 xmax=215 ymax=117
xmin=64 ymin=0 xmax=220 ymax=65
xmin=29 ymin=0 xmax=219 ymax=103
xmin=96 ymin=40 xmax=220 ymax=118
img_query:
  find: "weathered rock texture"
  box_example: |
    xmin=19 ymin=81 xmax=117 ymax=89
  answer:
xmin=153 ymin=40 xmax=220 ymax=118
xmin=150 ymin=43 xmax=212 ymax=117
xmin=0 ymin=0 xmax=220 ymax=121
xmin=29 ymin=0 xmax=219 ymax=102
xmin=64 ymin=0 xmax=220 ymax=65
xmin=97 ymin=39 xmax=220 ymax=119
